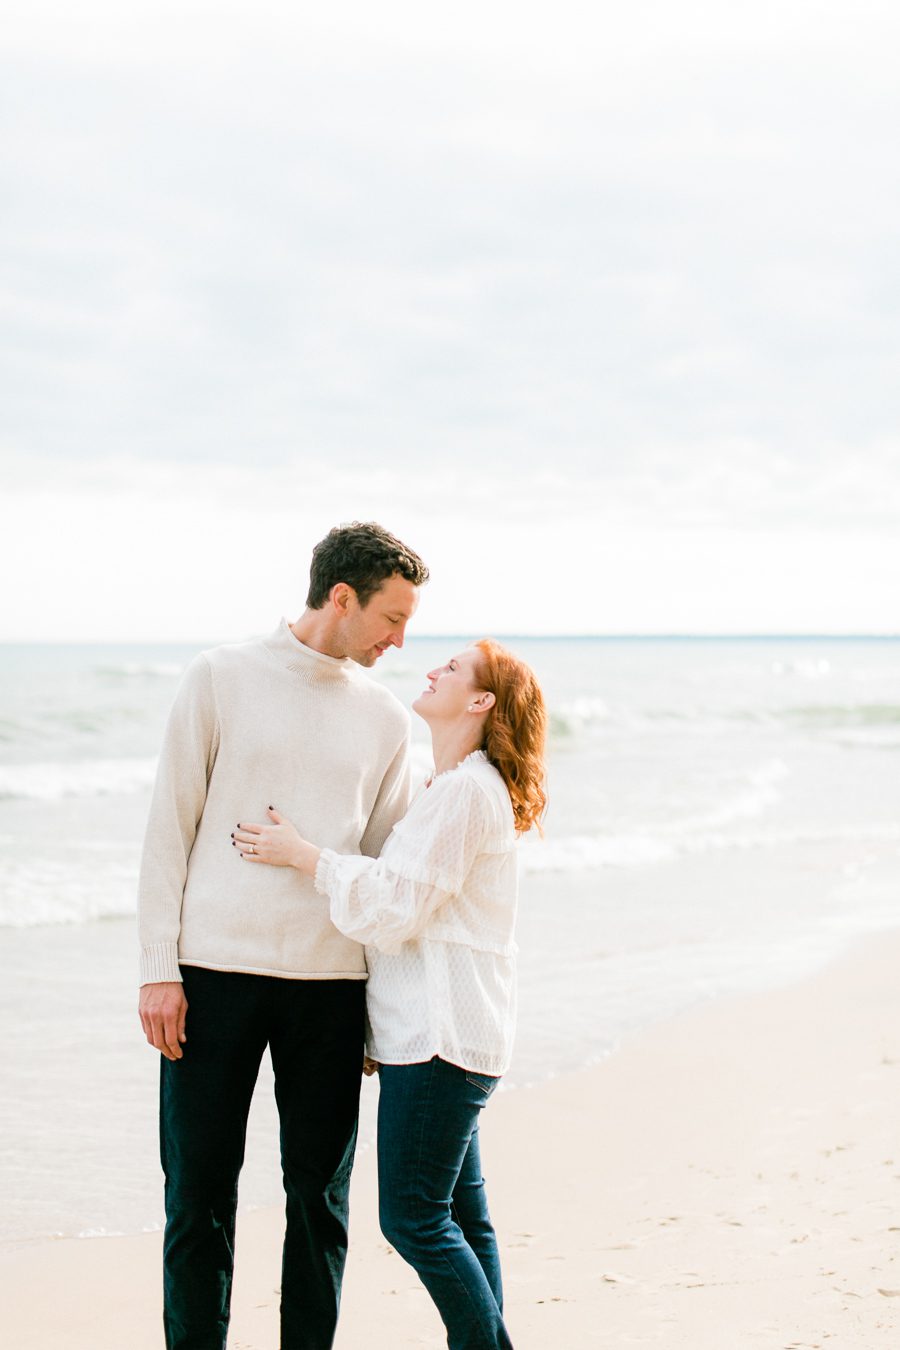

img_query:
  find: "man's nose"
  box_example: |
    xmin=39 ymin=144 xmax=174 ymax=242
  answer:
xmin=391 ymin=626 xmax=406 ymax=649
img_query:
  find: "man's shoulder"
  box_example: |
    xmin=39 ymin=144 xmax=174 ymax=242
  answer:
xmin=169 ymin=634 xmax=271 ymax=705
xmin=348 ymin=669 xmax=410 ymax=731
xmin=198 ymin=631 xmax=270 ymax=674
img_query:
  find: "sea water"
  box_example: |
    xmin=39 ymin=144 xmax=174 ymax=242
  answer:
xmin=2 ymin=634 xmax=899 ymax=1242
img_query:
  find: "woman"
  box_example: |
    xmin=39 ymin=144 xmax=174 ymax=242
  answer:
xmin=232 ymin=639 xmax=547 ymax=1349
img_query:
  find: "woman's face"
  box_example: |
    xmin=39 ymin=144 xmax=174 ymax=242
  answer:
xmin=412 ymin=647 xmax=484 ymax=723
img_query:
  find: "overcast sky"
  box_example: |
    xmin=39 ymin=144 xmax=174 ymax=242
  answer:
xmin=2 ymin=0 xmax=898 ymax=639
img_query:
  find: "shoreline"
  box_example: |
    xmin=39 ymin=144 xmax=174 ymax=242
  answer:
xmin=4 ymin=930 xmax=900 ymax=1347
xmin=3 ymin=828 xmax=896 ymax=1249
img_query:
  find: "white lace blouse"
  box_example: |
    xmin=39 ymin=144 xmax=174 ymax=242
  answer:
xmin=313 ymin=750 xmax=519 ymax=1077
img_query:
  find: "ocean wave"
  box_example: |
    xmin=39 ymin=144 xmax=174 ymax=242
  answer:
xmin=667 ymin=758 xmax=790 ymax=833
xmin=781 ymin=702 xmax=900 ymax=728
xmin=520 ymin=819 xmax=900 ymax=875
xmin=521 ymin=833 xmax=677 ymax=871
xmin=0 ymin=705 xmax=151 ymax=745
xmin=826 ymin=727 xmax=900 ymax=751
xmin=94 ymin=661 xmax=185 ymax=679
xmin=769 ymin=704 xmax=900 ymax=749
xmin=0 ymin=857 xmax=138 ymax=927
xmin=522 ymin=758 xmax=789 ymax=874
xmin=847 ymin=662 xmax=900 ymax=683
xmin=770 ymin=658 xmax=831 ymax=678
xmin=550 ymin=696 xmax=900 ymax=739
xmin=548 ymin=697 xmax=611 ymax=738
xmin=0 ymin=758 xmax=158 ymax=802
xmin=376 ymin=663 xmax=417 ymax=680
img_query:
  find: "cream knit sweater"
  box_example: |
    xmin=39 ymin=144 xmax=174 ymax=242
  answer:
xmin=137 ymin=619 xmax=411 ymax=985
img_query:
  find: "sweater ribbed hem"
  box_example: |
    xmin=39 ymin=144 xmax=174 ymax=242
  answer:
xmin=179 ymin=960 xmax=368 ymax=980
xmin=140 ymin=942 xmax=182 ymax=985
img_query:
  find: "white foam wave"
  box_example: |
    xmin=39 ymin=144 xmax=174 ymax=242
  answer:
xmin=771 ymin=658 xmax=831 ymax=679
xmin=377 ymin=663 xmax=417 ymax=679
xmin=682 ymin=820 xmax=900 ymax=855
xmin=522 ymin=758 xmax=789 ymax=875
xmin=0 ymin=757 xmax=158 ymax=801
xmin=521 ymin=819 xmax=900 ymax=875
xmin=0 ymin=856 xmax=138 ymax=927
xmin=521 ymin=833 xmax=677 ymax=872
xmin=549 ymin=696 xmax=611 ymax=737
xmin=848 ymin=662 xmax=900 ymax=684
xmin=827 ymin=727 xmax=900 ymax=751
xmin=670 ymin=758 xmax=790 ymax=833
xmin=95 ymin=661 xmax=185 ymax=678
xmin=782 ymin=702 xmax=900 ymax=728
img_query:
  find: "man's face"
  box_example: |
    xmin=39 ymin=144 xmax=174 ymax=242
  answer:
xmin=341 ymin=574 xmax=420 ymax=667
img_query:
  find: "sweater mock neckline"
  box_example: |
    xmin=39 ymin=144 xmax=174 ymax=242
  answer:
xmin=263 ymin=618 xmax=355 ymax=681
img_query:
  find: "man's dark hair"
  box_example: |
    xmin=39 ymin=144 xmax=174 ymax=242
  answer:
xmin=306 ymin=521 xmax=429 ymax=610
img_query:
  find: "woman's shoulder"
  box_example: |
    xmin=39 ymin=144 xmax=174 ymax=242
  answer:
xmin=455 ymin=752 xmax=516 ymax=835
xmin=385 ymin=752 xmax=515 ymax=862
xmin=411 ymin=752 xmax=512 ymax=825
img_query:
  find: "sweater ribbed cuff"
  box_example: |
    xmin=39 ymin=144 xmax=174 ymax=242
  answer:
xmin=313 ymin=848 xmax=335 ymax=897
xmin=140 ymin=942 xmax=182 ymax=985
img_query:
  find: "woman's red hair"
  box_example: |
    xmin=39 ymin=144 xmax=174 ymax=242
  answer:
xmin=473 ymin=639 xmax=547 ymax=834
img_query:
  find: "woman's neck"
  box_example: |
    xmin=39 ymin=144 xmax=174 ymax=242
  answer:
xmin=429 ymin=724 xmax=483 ymax=777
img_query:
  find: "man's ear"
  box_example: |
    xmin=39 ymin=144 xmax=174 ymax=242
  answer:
xmin=330 ymin=583 xmax=355 ymax=616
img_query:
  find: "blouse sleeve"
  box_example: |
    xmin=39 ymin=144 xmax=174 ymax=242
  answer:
xmin=314 ymin=771 xmax=489 ymax=955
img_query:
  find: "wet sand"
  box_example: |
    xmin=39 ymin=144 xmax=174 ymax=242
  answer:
xmin=3 ymin=932 xmax=900 ymax=1347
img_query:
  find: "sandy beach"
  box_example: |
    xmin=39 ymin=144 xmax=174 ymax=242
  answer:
xmin=4 ymin=930 xmax=899 ymax=1348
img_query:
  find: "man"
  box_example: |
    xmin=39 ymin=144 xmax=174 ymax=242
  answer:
xmin=138 ymin=521 xmax=428 ymax=1350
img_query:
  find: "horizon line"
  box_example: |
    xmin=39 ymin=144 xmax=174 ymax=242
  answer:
xmin=2 ymin=632 xmax=899 ymax=646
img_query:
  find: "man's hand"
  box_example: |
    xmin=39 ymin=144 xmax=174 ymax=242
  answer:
xmin=139 ymin=981 xmax=188 ymax=1061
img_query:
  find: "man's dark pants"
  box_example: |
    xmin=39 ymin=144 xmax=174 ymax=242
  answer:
xmin=160 ymin=965 xmax=366 ymax=1350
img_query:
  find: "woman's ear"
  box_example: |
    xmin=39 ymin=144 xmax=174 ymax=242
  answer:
xmin=468 ymin=691 xmax=496 ymax=713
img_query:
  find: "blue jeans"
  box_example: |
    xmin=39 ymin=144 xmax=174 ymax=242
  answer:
xmin=160 ymin=966 xmax=365 ymax=1350
xmin=377 ymin=1058 xmax=513 ymax=1350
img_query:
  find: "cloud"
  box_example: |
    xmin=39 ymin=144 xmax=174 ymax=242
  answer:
xmin=3 ymin=0 xmax=900 ymax=471
xmin=2 ymin=2 xmax=899 ymax=634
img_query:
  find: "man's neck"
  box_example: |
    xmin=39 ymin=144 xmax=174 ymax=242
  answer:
xmin=289 ymin=612 xmax=345 ymax=661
